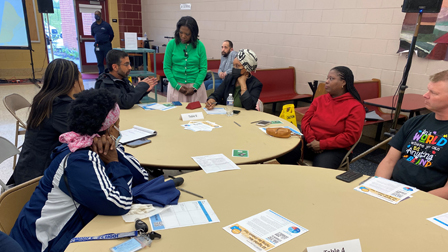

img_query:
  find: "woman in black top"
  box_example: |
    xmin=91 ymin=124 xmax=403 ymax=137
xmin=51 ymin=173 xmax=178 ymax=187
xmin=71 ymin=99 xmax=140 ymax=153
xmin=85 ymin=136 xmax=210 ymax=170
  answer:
xmin=205 ymin=49 xmax=262 ymax=110
xmin=9 ymin=59 xmax=84 ymax=185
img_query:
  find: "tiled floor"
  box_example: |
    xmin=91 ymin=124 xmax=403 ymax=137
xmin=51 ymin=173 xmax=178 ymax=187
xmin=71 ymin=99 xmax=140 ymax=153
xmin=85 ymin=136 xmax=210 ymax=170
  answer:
xmin=0 ymin=80 xmax=171 ymax=185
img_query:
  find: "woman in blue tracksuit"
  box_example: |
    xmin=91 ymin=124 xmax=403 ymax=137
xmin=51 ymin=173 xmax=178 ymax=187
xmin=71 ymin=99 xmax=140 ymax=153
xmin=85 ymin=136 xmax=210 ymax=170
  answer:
xmin=10 ymin=89 xmax=148 ymax=252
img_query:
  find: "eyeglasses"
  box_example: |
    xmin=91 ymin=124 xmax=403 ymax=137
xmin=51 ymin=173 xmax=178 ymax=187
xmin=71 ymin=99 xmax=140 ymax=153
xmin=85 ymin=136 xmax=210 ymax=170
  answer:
xmin=120 ymin=62 xmax=131 ymax=67
xmin=183 ymin=49 xmax=188 ymax=58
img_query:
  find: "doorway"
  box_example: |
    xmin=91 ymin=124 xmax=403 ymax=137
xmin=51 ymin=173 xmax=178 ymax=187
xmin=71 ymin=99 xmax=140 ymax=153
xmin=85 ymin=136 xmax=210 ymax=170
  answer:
xmin=43 ymin=0 xmax=109 ymax=73
xmin=75 ymin=0 xmax=108 ymax=73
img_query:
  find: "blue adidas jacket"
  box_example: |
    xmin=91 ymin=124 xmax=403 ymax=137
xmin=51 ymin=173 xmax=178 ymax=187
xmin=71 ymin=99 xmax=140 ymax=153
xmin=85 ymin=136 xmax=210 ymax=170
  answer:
xmin=10 ymin=143 xmax=148 ymax=252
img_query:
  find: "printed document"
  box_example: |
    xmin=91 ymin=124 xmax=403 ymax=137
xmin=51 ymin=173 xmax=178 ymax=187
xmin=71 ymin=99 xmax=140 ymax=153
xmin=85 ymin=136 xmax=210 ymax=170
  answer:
xmin=203 ymin=107 xmax=226 ymax=115
xmin=223 ymin=209 xmax=308 ymax=252
xmin=192 ymin=154 xmax=240 ymax=173
xmin=138 ymin=103 xmax=176 ymax=111
xmin=149 ymin=200 xmax=219 ymax=230
xmin=354 ymin=176 xmax=418 ymax=204
xmin=428 ymin=212 xmax=448 ymax=231
xmin=120 ymin=125 xmax=156 ymax=144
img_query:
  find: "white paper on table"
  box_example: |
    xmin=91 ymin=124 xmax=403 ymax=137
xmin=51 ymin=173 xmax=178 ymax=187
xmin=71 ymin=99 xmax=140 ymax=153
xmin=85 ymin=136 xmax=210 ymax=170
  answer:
xmin=192 ymin=154 xmax=240 ymax=173
xmin=259 ymin=126 xmax=302 ymax=136
xmin=119 ymin=125 xmax=156 ymax=144
xmin=307 ymin=239 xmax=362 ymax=252
xmin=124 ymin=32 xmax=138 ymax=50
xmin=182 ymin=121 xmax=213 ymax=132
xmin=138 ymin=103 xmax=176 ymax=111
xmin=354 ymin=176 xmax=418 ymax=204
xmin=428 ymin=212 xmax=448 ymax=231
xmin=203 ymin=107 xmax=226 ymax=115
xmin=223 ymin=209 xmax=308 ymax=252
xmin=148 ymin=200 xmax=219 ymax=231
xmin=121 ymin=206 xmax=170 ymax=223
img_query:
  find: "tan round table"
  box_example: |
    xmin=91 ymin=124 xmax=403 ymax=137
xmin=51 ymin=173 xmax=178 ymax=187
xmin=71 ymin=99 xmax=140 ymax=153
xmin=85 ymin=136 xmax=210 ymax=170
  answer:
xmin=119 ymin=103 xmax=301 ymax=169
xmin=66 ymin=164 xmax=448 ymax=252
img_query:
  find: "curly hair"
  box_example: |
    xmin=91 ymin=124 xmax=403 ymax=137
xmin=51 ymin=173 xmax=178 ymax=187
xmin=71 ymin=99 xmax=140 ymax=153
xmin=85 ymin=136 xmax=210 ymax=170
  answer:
xmin=174 ymin=16 xmax=199 ymax=48
xmin=68 ymin=89 xmax=117 ymax=135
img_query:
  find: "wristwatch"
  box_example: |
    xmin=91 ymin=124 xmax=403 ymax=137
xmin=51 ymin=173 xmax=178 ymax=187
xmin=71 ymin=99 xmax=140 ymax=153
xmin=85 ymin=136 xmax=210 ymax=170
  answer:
xmin=193 ymin=87 xmax=197 ymax=93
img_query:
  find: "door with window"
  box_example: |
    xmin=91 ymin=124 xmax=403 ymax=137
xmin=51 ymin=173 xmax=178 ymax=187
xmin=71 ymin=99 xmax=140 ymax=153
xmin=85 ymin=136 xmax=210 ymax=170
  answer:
xmin=75 ymin=0 xmax=109 ymax=73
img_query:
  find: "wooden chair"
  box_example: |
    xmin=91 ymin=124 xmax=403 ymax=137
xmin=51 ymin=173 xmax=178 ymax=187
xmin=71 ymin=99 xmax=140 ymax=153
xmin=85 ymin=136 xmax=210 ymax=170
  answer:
xmin=0 ymin=175 xmax=41 ymax=234
xmin=206 ymin=70 xmax=216 ymax=97
xmin=3 ymin=94 xmax=31 ymax=168
xmin=295 ymin=82 xmax=327 ymax=123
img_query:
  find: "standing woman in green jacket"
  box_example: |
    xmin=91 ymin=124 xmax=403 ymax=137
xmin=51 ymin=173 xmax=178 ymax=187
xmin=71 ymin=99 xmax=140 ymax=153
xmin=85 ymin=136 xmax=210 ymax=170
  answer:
xmin=164 ymin=16 xmax=208 ymax=103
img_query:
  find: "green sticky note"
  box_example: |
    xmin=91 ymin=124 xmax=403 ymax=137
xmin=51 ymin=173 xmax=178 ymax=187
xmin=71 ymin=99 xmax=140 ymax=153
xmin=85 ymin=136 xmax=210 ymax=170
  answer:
xmin=232 ymin=149 xmax=249 ymax=158
xmin=271 ymin=121 xmax=282 ymax=124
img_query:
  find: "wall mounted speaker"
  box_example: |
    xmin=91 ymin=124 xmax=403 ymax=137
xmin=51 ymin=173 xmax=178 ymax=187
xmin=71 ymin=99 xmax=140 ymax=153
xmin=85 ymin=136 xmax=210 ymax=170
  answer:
xmin=402 ymin=0 xmax=443 ymax=13
xmin=37 ymin=0 xmax=54 ymax=14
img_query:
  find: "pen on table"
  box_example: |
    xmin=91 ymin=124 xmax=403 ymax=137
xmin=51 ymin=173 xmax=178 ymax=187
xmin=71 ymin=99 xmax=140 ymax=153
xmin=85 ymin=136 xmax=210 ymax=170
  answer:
xmin=178 ymin=188 xmax=203 ymax=198
xmin=234 ymin=121 xmax=241 ymax=127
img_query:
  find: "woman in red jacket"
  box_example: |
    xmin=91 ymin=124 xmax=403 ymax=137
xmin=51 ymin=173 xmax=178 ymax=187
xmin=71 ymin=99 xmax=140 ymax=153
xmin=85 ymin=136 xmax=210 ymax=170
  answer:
xmin=278 ymin=66 xmax=365 ymax=169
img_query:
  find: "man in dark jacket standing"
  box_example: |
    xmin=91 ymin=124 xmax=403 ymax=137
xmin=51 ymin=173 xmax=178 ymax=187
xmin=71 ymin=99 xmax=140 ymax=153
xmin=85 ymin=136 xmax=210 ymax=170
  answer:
xmin=91 ymin=10 xmax=114 ymax=74
xmin=95 ymin=50 xmax=157 ymax=109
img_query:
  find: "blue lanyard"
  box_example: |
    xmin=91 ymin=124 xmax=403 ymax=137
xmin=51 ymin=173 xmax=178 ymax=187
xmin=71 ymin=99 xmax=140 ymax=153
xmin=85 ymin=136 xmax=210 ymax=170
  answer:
xmin=70 ymin=231 xmax=139 ymax=243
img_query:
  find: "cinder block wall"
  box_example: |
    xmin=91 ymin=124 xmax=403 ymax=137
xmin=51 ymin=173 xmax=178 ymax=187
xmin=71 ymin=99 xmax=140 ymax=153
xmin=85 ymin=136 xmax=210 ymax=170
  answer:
xmin=142 ymin=0 xmax=448 ymax=96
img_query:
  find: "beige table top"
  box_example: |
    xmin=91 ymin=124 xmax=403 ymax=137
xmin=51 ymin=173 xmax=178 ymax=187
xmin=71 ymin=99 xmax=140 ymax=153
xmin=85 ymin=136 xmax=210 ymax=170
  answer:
xmin=66 ymin=164 xmax=448 ymax=252
xmin=119 ymin=103 xmax=301 ymax=169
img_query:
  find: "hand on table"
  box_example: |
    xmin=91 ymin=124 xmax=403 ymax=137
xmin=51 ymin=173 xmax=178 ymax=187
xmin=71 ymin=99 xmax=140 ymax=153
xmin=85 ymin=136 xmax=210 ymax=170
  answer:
xmin=205 ymin=99 xmax=217 ymax=110
xmin=185 ymin=87 xmax=195 ymax=96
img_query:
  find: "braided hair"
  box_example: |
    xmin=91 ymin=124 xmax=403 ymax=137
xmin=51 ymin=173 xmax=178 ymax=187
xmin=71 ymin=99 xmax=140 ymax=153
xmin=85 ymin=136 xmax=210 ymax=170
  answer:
xmin=331 ymin=66 xmax=362 ymax=103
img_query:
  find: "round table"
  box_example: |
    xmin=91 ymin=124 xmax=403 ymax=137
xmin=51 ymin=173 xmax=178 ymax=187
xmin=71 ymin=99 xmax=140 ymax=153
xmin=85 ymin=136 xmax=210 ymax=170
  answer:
xmin=119 ymin=104 xmax=301 ymax=169
xmin=66 ymin=164 xmax=448 ymax=252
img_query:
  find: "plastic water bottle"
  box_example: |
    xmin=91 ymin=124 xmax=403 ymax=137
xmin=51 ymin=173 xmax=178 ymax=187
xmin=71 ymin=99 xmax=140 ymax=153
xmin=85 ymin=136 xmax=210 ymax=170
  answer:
xmin=226 ymin=93 xmax=234 ymax=116
xmin=144 ymin=32 xmax=147 ymax=41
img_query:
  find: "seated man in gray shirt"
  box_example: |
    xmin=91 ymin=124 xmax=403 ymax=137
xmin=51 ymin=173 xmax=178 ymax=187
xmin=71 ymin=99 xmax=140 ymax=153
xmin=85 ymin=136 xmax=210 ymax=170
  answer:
xmin=205 ymin=40 xmax=237 ymax=90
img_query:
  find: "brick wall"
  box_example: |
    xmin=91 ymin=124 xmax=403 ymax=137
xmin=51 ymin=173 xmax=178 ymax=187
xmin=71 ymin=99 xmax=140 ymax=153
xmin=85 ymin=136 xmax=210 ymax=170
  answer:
xmin=118 ymin=0 xmax=143 ymax=48
xmin=141 ymin=0 xmax=448 ymax=97
xmin=60 ymin=0 xmax=78 ymax=50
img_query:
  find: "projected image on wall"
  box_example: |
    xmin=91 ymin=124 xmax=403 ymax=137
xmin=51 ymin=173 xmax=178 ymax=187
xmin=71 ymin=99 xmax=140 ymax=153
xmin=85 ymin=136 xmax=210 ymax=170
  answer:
xmin=0 ymin=0 xmax=29 ymax=48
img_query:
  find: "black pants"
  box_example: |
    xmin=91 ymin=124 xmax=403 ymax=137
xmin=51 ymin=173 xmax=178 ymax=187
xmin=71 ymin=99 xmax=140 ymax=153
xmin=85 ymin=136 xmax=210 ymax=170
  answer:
xmin=277 ymin=139 xmax=349 ymax=169
xmin=94 ymin=43 xmax=112 ymax=74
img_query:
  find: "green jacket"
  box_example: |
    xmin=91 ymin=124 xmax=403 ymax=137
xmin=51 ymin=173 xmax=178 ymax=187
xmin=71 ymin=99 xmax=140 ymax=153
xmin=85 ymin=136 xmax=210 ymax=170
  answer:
xmin=163 ymin=39 xmax=208 ymax=90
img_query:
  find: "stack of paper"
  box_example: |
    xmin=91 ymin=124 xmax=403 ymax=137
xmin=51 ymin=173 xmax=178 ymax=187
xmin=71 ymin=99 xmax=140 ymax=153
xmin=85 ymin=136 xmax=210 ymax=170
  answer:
xmin=192 ymin=154 xmax=240 ymax=173
xmin=120 ymin=125 xmax=156 ymax=144
xmin=181 ymin=121 xmax=222 ymax=132
xmin=354 ymin=176 xmax=418 ymax=204
xmin=138 ymin=103 xmax=176 ymax=111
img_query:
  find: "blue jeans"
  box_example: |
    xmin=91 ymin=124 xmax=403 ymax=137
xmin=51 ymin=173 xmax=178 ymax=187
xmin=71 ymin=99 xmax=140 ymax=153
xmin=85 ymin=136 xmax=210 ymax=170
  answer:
xmin=204 ymin=79 xmax=222 ymax=90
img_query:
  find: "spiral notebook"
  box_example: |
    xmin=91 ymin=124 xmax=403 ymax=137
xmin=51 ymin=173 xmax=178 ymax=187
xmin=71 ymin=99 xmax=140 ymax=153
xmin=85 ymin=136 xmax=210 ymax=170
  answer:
xmin=119 ymin=125 xmax=157 ymax=144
